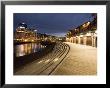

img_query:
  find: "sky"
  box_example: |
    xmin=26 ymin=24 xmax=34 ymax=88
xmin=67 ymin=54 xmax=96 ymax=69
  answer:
xmin=14 ymin=13 xmax=94 ymax=37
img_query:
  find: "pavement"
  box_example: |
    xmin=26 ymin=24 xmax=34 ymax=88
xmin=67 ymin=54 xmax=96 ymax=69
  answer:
xmin=51 ymin=42 xmax=97 ymax=75
xmin=15 ymin=42 xmax=97 ymax=75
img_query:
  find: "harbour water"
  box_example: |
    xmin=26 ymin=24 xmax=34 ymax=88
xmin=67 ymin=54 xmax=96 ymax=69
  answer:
xmin=14 ymin=43 xmax=46 ymax=57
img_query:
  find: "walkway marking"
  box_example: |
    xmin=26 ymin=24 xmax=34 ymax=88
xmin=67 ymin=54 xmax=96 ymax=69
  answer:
xmin=45 ymin=59 xmax=50 ymax=63
xmin=38 ymin=60 xmax=44 ymax=64
xmin=53 ymin=58 xmax=59 ymax=62
xmin=48 ymin=43 xmax=70 ymax=75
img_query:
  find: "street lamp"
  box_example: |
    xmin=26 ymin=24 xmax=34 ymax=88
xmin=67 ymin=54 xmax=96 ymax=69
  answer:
xmin=34 ymin=29 xmax=37 ymax=41
xmin=34 ymin=30 xmax=37 ymax=32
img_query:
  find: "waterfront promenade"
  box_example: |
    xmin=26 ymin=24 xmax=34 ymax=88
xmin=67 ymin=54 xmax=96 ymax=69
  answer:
xmin=51 ymin=42 xmax=97 ymax=75
xmin=15 ymin=42 xmax=97 ymax=75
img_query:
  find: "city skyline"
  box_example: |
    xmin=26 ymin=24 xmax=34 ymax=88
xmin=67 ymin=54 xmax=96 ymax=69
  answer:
xmin=14 ymin=13 xmax=94 ymax=37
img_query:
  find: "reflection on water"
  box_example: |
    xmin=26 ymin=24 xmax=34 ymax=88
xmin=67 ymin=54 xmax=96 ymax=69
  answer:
xmin=14 ymin=43 xmax=46 ymax=57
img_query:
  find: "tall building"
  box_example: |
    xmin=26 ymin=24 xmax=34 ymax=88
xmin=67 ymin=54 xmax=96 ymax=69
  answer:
xmin=14 ymin=23 xmax=37 ymax=43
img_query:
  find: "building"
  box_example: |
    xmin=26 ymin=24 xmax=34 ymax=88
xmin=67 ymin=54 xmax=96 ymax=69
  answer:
xmin=66 ymin=16 xmax=97 ymax=47
xmin=14 ymin=23 xmax=37 ymax=43
xmin=37 ymin=33 xmax=57 ymax=42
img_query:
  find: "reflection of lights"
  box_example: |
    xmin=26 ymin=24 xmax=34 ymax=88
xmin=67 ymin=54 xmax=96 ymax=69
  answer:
xmin=27 ymin=44 xmax=31 ymax=51
xmin=19 ymin=45 xmax=24 ymax=51
xmin=15 ymin=43 xmax=46 ymax=57
xmin=24 ymin=44 xmax=28 ymax=53
xmin=16 ymin=45 xmax=25 ymax=57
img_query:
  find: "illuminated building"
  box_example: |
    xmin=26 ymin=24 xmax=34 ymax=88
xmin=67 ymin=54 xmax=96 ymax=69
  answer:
xmin=14 ymin=23 xmax=37 ymax=43
xmin=66 ymin=17 xmax=97 ymax=47
xmin=14 ymin=22 xmax=57 ymax=44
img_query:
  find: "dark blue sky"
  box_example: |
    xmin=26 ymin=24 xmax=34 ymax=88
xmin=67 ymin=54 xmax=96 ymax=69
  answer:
xmin=14 ymin=13 xmax=94 ymax=37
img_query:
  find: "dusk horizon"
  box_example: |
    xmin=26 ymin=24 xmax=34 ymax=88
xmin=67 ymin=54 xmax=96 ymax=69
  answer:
xmin=14 ymin=13 xmax=94 ymax=37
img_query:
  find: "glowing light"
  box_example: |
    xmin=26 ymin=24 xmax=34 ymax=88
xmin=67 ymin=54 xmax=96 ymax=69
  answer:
xmin=53 ymin=58 xmax=59 ymax=62
xmin=24 ymin=39 xmax=28 ymax=42
xmin=31 ymin=40 xmax=34 ymax=42
xmin=86 ymin=33 xmax=91 ymax=36
xmin=83 ymin=22 xmax=90 ymax=28
xmin=38 ymin=60 xmax=43 ymax=64
xmin=17 ymin=31 xmax=24 ymax=32
xmin=34 ymin=30 xmax=37 ymax=32
xmin=45 ymin=59 xmax=50 ymax=63
xmin=83 ymin=24 xmax=86 ymax=27
xmin=80 ymin=35 xmax=83 ymax=37
xmin=87 ymin=22 xmax=90 ymax=25
xmin=19 ymin=26 xmax=25 ymax=28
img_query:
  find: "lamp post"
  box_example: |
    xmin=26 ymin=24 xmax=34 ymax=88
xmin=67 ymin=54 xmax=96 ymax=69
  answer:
xmin=34 ymin=29 xmax=37 ymax=41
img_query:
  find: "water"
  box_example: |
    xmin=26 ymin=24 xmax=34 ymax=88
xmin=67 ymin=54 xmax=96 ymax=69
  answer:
xmin=14 ymin=43 xmax=46 ymax=57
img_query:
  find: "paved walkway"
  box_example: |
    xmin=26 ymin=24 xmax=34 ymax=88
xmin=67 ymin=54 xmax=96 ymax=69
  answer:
xmin=15 ymin=42 xmax=97 ymax=75
xmin=51 ymin=42 xmax=97 ymax=75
